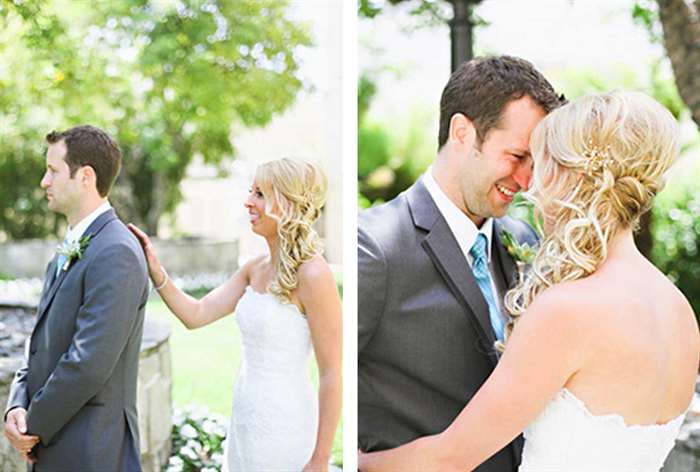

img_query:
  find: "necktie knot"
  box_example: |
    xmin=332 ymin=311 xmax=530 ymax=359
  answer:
xmin=470 ymin=233 xmax=488 ymax=266
xmin=55 ymin=237 xmax=70 ymax=276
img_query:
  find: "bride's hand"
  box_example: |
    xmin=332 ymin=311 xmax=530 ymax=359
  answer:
xmin=301 ymin=458 xmax=328 ymax=472
xmin=127 ymin=223 xmax=166 ymax=287
xmin=358 ymin=449 xmax=368 ymax=470
xmin=357 ymin=436 xmax=454 ymax=472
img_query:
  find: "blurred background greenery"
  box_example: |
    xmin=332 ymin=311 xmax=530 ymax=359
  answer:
xmin=0 ymin=0 xmax=309 ymax=238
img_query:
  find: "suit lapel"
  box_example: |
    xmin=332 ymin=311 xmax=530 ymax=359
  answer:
xmin=493 ymin=219 xmax=518 ymax=291
xmin=407 ymin=180 xmax=498 ymax=351
xmin=34 ymin=209 xmax=118 ymax=324
xmin=36 ymin=255 xmax=59 ymax=317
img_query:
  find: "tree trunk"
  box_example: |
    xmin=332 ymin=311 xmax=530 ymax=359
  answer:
xmin=644 ymin=1 xmax=700 ymax=259
xmin=449 ymin=0 xmax=474 ymax=71
xmin=656 ymin=0 xmax=700 ymax=129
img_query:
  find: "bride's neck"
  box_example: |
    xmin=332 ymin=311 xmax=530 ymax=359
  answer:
xmin=265 ymin=236 xmax=280 ymax=266
xmin=605 ymin=229 xmax=639 ymax=261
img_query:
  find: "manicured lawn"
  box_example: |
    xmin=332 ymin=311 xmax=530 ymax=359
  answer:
xmin=147 ymin=298 xmax=343 ymax=466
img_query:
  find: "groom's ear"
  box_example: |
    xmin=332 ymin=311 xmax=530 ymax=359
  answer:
xmin=448 ymin=113 xmax=476 ymax=148
xmin=79 ymin=165 xmax=98 ymax=191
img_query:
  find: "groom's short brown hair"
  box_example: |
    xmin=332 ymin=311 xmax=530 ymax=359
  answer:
xmin=46 ymin=125 xmax=122 ymax=197
xmin=438 ymin=55 xmax=562 ymax=150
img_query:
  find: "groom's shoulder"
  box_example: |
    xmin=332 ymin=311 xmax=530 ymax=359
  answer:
xmin=89 ymin=219 xmax=147 ymax=267
xmin=359 ymin=190 xmax=412 ymax=245
xmin=497 ymin=215 xmax=538 ymax=246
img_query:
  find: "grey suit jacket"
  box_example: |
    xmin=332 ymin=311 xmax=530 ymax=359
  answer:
xmin=5 ymin=209 xmax=149 ymax=472
xmin=358 ymin=178 xmax=538 ymax=472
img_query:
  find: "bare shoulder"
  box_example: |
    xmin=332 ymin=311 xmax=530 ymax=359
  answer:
xmin=670 ymin=284 xmax=700 ymax=351
xmin=526 ymin=280 xmax=601 ymax=321
xmin=296 ymin=255 xmax=340 ymax=318
xmin=521 ymin=279 xmax=613 ymax=340
xmin=239 ymin=254 xmax=268 ymax=280
xmin=297 ymin=254 xmax=334 ymax=287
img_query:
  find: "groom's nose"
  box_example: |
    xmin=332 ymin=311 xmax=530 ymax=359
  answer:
xmin=40 ymin=172 xmax=51 ymax=189
xmin=513 ymin=158 xmax=533 ymax=192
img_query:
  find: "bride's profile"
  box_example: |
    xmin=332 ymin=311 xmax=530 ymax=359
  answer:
xmin=129 ymin=158 xmax=342 ymax=472
xmin=358 ymin=91 xmax=699 ymax=472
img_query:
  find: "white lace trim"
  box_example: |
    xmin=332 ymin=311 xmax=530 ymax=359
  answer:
xmin=559 ymin=388 xmax=687 ymax=431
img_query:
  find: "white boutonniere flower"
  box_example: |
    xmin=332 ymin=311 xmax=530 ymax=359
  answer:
xmin=501 ymin=229 xmax=536 ymax=285
xmin=56 ymin=234 xmax=92 ymax=272
xmin=500 ymin=229 xmax=535 ymax=265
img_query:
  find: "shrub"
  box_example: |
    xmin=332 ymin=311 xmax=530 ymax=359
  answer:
xmin=651 ymin=182 xmax=700 ymax=322
xmin=164 ymin=406 xmax=227 ymax=472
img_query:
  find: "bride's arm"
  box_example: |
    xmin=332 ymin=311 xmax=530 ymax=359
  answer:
xmin=298 ymin=256 xmax=342 ymax=471
xmin=128 ymin=223 xmax=254 ymax=329
xmin=359 ymin=285 xmax=592 ymax=472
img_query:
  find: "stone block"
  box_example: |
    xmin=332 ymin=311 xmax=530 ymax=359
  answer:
xmin=0 ymin=309 xmax=173 ymax=471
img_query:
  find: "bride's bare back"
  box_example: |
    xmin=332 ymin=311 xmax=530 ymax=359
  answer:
xmin=562 ymin=232 xmax=699 ymax=425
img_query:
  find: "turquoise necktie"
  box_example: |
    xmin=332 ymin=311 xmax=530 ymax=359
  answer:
xmin=55 ymin=239 xmax=68 ymax=278
xmin=469 ymin=233 xmax=504 ymax=342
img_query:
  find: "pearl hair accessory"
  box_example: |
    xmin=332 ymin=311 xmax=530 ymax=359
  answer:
xmin=583 ymin=139 xmax=613 ymax=176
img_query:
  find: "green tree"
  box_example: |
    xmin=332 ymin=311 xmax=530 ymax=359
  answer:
xmin=632 ymin=0 xmax=700 ymax=131
xmin=0 ymin=0 xmax=310 ymax=238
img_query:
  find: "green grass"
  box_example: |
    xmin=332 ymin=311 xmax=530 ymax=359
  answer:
xmin=147 ymin=298 xmax=343 ymax=466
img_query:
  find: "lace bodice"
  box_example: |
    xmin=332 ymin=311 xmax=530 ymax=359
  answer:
xmin=223 ymin=287 xmax=318 ymax=471
xmin=236 ymin=286 xmax=313 ymax=375
xmin=519 ymin=388 xmax=686 ymax=472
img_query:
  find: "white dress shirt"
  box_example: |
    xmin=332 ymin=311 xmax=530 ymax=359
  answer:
xmin=423 ymin=168 xmax=504 ymax=313
xmin=423 ymin=167 xmax=494 ymax=266
xmin=64 ymin=201 xmax=112 ymax=244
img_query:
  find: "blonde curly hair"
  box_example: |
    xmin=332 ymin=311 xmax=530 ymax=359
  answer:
xmin=502 ymin=91 xmax=679 ymax=345
xmin=255 ymin=158 xmax=327 ymax=304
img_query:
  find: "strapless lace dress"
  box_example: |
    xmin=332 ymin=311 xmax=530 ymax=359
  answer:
xmin=519 ymin=388 xmax=686 ymax=472
xmin=223 ymin=287 xmax=318 ymax=471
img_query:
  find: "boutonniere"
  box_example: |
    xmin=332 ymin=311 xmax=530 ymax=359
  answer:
xmin=500 ymin=229 xmax=536 ymax=285
xmin=500 ymin=230 xmax=535 ymax=265
xmin=57 ymin=234 xmax=92 ymax=272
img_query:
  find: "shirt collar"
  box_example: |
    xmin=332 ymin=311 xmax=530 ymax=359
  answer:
xmin=423 ymin=167 xmax=493 ymax=261
xmin=65 ymin=201 xmax=112 ymax=243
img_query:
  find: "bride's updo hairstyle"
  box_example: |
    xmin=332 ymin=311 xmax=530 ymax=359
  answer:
xmin=255 ymin=158 xmax=327 ymax=304
xmin=502 ymin=91 xmax=679 ymax=344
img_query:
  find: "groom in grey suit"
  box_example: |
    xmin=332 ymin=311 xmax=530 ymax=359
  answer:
xmin=3 ymin=125 xmax=149 ymax=471
xmin=358 ymin=56 xmax=562 ymax=471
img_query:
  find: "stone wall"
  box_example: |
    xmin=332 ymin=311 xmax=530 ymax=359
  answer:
xmin=0 ymin=307 xmax=172 ymax=471
xmin=663 ymin=377 xmax=700 ymax=471
xmin=0 ymin=238 xmax=238 ymax=279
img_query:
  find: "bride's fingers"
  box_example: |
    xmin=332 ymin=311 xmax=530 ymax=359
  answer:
xmin=127 ymin=223 xmax=149 ymax=244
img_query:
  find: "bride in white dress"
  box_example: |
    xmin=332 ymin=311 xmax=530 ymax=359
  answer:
xmin=129 ymin=158 xmax=342 ymax=471
xmin=359 ymin=92 xmax=700 ymax=471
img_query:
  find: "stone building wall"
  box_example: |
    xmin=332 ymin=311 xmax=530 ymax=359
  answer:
xmin=0 ymin=239 xmax=238 ymax=279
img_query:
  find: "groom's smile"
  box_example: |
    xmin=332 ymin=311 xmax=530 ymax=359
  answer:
xmin=495 ymin=182 xmax=517 ymax=202
xmin=455 ymin=96 xmax=545 ymax=226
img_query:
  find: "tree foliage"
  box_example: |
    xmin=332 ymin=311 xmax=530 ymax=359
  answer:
xmin=0 ymin=0 xmax=310 ymax=238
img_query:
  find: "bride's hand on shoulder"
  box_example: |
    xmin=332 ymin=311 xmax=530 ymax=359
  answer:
xmin=127 ymin=223 xmax=165 ymax=286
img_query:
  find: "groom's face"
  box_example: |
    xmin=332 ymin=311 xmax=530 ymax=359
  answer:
xmin=40 ymin=140 xmax=83 ymax=216
xmin=459 ymin=96 xmax=545 ymax=223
